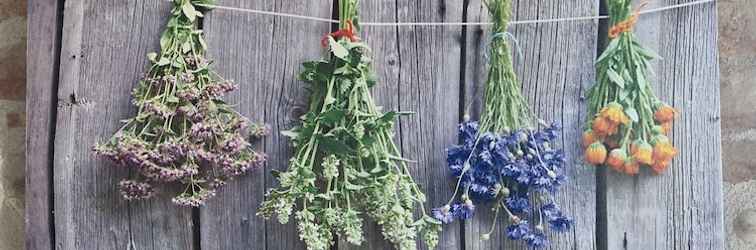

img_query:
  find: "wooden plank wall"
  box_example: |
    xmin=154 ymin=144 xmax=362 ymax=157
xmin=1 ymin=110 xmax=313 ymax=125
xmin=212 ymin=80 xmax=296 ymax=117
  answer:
xmin=601 ymin=0 xmax=724 ymax=249
xmin=200 ymin=1 xmax=332 ymax=250
xmin=53 ymin=1 xmax=193 ymax=249
xmin=25 ymin=0 xmax=723 ymax=249
xmin=26 ymin=0 xmax=61 ymax=249
xmin=463 ymin=1 xmax=599 ymax=250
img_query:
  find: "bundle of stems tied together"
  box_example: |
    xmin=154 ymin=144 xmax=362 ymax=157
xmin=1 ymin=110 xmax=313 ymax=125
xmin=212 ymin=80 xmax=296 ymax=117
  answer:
xmin=433 ymin=0 xmax=572 ymax=248
xmin=257 ymin=1 xmax=442 ymax=249
xmin=94 ymin=0 xmax=268 ymax=207
xmin=583 ymin=0 xmax=678 ymax=175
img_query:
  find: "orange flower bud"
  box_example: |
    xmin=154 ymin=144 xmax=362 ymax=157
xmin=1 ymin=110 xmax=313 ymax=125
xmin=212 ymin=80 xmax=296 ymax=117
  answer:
xmin=623 ymin=159 xmax=640 ymax=175
xmin=661 ymin=122 xmax=672 ymax=135
xmin=606 ymin=149 xmax=627 ymax=172
xmin=653 ymin=141 xmax=678 ymax=162
xmin=654 ymin=104 xmax=677 ymax=123
xmin=582 ymin=130 xmax=598 ymax=148
xmin=585 ymin=142 xmax=608 ymax=165
xmin=592 ymin=117 xmax=614 ymax=136
xmin=651 ymin=160 xmax=671 ymax=175
xmin=601 ymin=102 xmax=630 ymax=125
xmin=631 ymin=140 xmax=654 ymax=165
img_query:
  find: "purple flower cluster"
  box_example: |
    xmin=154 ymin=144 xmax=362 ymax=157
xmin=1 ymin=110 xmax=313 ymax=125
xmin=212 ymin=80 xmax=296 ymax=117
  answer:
xmin=118 ymin=180 xmax=155 ymax=200
xmin=96 ymin=0 xmax=267 ymax=208
xmin=95 ymin=95 xmax=266 ymax=207
xmin=434 ymin=121 xmax=572 ymax=248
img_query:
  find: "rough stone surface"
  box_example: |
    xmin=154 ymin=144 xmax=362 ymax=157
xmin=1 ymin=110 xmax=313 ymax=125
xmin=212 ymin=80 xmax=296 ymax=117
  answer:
xmin=0 ymin=0 xmax=26 ymax=249
xmin=718 ymin=0 xmax=756 ymax=248
xmin=725 ymin=181 xmax=756 ymax=249
xmin=719 ymin=0 xmax=756 ymax=184
xmin=0 ymin=101 xmax=24 ymax=250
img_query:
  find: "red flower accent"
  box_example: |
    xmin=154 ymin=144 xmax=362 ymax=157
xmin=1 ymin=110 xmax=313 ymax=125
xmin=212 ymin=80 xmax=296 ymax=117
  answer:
xmin=321 ymin=20 xmax=361 ymax=47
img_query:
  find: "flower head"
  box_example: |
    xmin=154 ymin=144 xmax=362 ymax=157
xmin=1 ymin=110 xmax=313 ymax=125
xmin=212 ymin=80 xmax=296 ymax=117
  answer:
xmin=452 ymin=199 xmax=475 ymax=220
xmin=523 ymin=230 xmax=549 ymax=248
xmin=585 ymin=142 xmax=608 ymax=165
xmin=654 ymin=104 xmax=677 ymax=123
xmin=582 ymin=130 xmax=598 ymax=148
xmin=606 ymin=148 xmax=627 ymax=171
xmin=601 ymin=102 xmax=630 ymax=125
xmin=630 ymin=140 xmax=654 ymax=165
xmin=623 ymin=159 xmax=640 ymax=175
xmin=652 ymin=138 xmax=677 ymax=163
xmin=432 ymin=205 xmax=455 ymax=224
xmin=505 ymin=220 xmax=530 ymax=240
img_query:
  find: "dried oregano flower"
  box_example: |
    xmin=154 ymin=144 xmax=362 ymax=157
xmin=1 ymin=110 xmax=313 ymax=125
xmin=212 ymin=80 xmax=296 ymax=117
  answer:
xmin=257 ymin=1 xmax=442 ymax=249
xmin=583 ymin=0 xmax=678 ymax=175
xmin=94 ymin=0 xmax=267 ymax=207
xmin=433 ymin=0 xmax=572 ymax=248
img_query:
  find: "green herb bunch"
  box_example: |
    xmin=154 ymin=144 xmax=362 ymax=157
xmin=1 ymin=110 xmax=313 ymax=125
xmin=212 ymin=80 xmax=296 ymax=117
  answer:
xmin=94 ymin=0 xmax=267 ymax=207
xmin=583 ymin=0 xmax=678 ymax=175
xmin=479 ymin=0 xmax=529 ymax=133
xmin=258 ymin=1 xmax=441 ymax=249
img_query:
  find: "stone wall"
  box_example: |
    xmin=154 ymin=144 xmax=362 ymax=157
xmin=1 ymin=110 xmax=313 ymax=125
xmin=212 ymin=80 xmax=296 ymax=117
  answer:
xmin=0 ymin=0 xmax=26 ymax=249
xmin=1 ymin=0 xmax=754 ymax=249
xmin=719 ymin=0 xmax=756 ymax=249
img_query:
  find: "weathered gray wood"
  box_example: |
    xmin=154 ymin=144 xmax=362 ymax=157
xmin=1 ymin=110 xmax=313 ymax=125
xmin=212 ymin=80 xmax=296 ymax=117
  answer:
xmin=338 ymin=1 xmax=464 ymax=249
xmin=199 ymin=1 xmax=332 ymax=249
xmin=603 ymin=0 xmax=724 ymax=249
xmin=464 ymin=1 xmax=599 ymax=249
xmin=53 ymin=1 xmax=194 ymax=249
xmin=26 ymin=0 xmax=61 ymax=249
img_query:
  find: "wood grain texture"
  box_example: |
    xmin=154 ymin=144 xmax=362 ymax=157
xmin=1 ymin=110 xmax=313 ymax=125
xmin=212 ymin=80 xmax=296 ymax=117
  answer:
xmin=337 ymin=0 xmax=464 ymax=249
xmin=53 ymin=1 xmax=194 ymax=249
xmin=26 ymin=0 xmax=61 ymax=249
xmin=463 ymin=1 xmax=599 ymax=249
xmin=602 ymin=0 xmax=724 ymax=249
xmin=199 ymin=1 xmax=332 ymax=249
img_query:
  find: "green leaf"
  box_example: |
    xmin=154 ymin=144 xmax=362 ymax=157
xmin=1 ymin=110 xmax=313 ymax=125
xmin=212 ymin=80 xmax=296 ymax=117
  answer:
xmin=166 ymin=96 xmax=180 ymax=103
xmin=182 ymin=2 xmax=197 ymax=22
xmin=625 ymin=108 xmax=639 ymax=122
xmin=345 ymin=182 xmax=365 ymax=191
xmin=281 ymin=130 xmax=299 ymax=139
xmin=635 ymin=67 xmax=647 ymax=89
xmin=146 ymin=52 xmax=158 ymax=62
xmin=156 ymin=57 xmax=171 ymax=66
xmin=596 ymin=38 xmax=619 ymax=64
xmin=328 ymin=37 xmax=349 ymax=60
xmin=182 ymin=42 xmax=192 ymax=53
xmin=317 ymin=135 xmax=353 ymax=155
xmin=319 ymin=109 xmax=345 ymax=124
xmin=197 ymin=35 xmax=208 ymax=50
xmin=160 ymin=31 xmax=173 ymax=51
xmin=606 ymin=69 xmax=625 ymax=88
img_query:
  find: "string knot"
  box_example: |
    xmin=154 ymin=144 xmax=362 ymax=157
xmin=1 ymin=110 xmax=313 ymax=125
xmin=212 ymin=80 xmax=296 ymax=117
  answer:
xmin=321 ymin=20 xmax=361 ymax=47
xmin=608 ymin=1 xmax=648 ymax=39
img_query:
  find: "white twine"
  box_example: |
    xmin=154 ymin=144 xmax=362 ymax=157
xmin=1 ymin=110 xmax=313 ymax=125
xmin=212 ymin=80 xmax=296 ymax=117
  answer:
xmin=195 ymin=0 xmax=715 ymax=26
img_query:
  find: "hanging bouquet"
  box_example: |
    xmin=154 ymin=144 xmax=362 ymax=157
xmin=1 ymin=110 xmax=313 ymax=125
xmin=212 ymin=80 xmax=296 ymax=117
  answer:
xmin=94 ymin=0 xmax=267 ymax=207
xmin=432 ymin=0 xmax=571 ymax=248
xmin=583 ymin=0 xmax=678 ymax=175
xmin=257 ymin=1 xmax=441 ymax=249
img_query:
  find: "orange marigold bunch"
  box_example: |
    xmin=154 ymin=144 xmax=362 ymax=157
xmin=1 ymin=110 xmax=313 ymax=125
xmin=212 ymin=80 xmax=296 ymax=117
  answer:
xmin=583 ymin=0 xmax=679 ymax=175
xmin=583 ymin=101 xmax=679 ymax=175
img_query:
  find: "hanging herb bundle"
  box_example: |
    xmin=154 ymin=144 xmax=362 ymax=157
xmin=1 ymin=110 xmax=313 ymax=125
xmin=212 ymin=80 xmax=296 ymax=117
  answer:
xmin=432 ymin=0 xmax=571 ymax=248
xmin=583 ymin=0 xmax=678 ymax=175
xmin=94 ymin=0 xmax=267 ymax=207
xmin=257 ymin=1 xmax=441 ymax=249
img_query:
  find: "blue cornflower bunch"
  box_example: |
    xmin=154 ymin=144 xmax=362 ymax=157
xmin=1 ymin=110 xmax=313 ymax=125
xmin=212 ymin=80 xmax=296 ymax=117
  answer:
xmin=433 ymin=120 xmax=572 ymax=247
xmin=433 ymin=0 xmax=572 ymax=248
